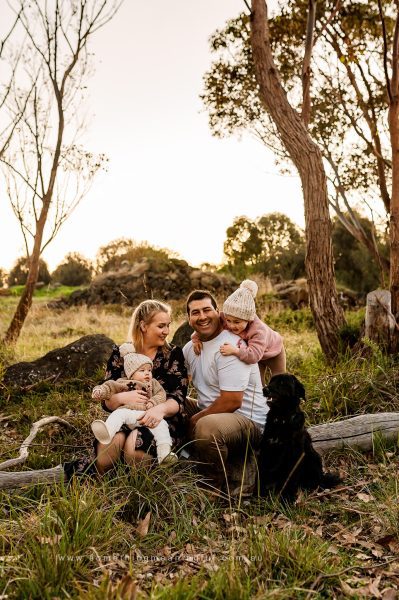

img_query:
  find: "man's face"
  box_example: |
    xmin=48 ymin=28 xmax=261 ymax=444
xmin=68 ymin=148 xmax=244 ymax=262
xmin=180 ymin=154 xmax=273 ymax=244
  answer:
xmin=188 ymin=297 xmax=221 ymax=341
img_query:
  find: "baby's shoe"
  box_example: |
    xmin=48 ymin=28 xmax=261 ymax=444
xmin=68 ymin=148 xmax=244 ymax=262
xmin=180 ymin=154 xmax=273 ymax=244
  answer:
xmin=91 ymin=420 xmax=112 ymax=445
xmin=157 ymin=443 xmax=178 ymax=464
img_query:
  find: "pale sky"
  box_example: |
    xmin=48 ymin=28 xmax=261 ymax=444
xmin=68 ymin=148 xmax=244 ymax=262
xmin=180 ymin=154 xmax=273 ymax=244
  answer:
xmin=1 ymin=0 xmax=304 ymax=272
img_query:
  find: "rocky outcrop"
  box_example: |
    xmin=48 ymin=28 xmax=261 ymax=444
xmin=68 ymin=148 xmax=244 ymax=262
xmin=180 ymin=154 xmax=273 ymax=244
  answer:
xmin=49 ymin=258 xmax=238 ymax=309
xmin=2 ymin=334 xmax=114 ymax=390
xmin=171 ymin=321 xmax=194 ymax=348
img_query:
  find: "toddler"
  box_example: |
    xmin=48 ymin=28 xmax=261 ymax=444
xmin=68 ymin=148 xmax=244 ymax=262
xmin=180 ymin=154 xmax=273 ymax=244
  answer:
xmin=192 ymin=279 xmax=286 ymax=380
xmin=91 ymin=347 xmax=176 ymax=463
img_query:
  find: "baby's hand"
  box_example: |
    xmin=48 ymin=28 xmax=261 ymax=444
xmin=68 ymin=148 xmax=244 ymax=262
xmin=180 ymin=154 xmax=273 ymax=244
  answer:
xmin=91 ymin=386 xmax=104 ymax=400
xmin=219 ymin=343 xmax=239 ymax=357
xmin=146 ymin=401 xmax=154 ymax=409
xmin=193 ymin=340 xmax=203 ymax=356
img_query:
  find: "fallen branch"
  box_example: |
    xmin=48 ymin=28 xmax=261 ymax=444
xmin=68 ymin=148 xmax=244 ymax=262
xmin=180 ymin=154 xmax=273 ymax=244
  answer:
xmin=0 ymin=416 xmax=73 ymax=471
xmin=0 ymin=465 xmax=65 ymax=489
xmin=308 ymin=412 xmax=399 ymax=454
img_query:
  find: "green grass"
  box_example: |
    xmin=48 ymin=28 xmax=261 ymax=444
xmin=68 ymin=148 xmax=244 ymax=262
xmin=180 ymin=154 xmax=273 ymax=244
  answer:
xmin=7 ymin=284 xmax=82 ymax=299
xmin=2 ymin=298 xmax=399 ymax=597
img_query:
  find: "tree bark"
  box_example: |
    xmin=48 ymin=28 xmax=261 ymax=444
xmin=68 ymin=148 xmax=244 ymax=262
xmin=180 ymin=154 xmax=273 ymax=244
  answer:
xmin=309 ymin=412 xmax=399 ymax=455
xmin=365 ymin=289 xmax=396 ymax=348
xmin=0 ymin=466 xmax=65 ymax=490
xmin=250 ymin=0 xmax=345 ymax=361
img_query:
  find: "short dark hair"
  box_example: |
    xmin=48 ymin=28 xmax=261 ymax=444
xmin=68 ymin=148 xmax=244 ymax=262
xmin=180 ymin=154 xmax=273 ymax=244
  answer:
xmin=186 ymin=289 xmax=218 ymax=315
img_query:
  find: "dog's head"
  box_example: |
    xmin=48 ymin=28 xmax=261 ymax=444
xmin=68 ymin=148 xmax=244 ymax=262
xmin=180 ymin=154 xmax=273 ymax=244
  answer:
xmin=263 ymin=373 xmax=305 ymax=412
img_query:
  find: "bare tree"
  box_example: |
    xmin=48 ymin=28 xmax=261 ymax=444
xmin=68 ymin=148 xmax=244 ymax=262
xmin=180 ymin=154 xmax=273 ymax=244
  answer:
xmin=250 ymin=0 xmax=345 ymax=360
xmin=1 ymin=0 xmax=121 ymax=344
xmin=0 ymin=6 xmax=30 ymax=160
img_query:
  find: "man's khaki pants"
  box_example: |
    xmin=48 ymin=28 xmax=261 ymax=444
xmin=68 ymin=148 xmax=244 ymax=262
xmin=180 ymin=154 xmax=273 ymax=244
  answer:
xmin=185 ymin=397 xmax=262 ymax=494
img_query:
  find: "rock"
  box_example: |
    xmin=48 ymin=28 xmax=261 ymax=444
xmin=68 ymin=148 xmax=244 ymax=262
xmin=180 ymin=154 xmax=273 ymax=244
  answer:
xmin=171 ymin=321 xmax=194 ymax=348
xmin=2 ymin=334 xmax=115 ymax=390
xmin=48 ymin=258 xmax=238 ymax=309
xmin=274 ymin=279 xmax=309 ymax=309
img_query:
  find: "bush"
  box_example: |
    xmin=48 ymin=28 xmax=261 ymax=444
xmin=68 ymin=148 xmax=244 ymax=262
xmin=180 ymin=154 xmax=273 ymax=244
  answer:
xmin=52 ymin=253 xmax=92 ymax=286
xmin=7 ymin=256 xmax=51 ymax=286
xmin=0 ymin=268 xmax=6 ymax=288
xmin=96 ymin=238 xmax=176 ymax=273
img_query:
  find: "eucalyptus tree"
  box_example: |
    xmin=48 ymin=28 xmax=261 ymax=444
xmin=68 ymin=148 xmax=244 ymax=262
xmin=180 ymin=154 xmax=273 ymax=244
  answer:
xmin=202 ymin=1 xmax=392 ymax=277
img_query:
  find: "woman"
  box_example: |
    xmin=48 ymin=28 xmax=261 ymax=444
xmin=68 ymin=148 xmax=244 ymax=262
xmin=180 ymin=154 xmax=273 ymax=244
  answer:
xmin=95 ymin=299 xmax=188 ymax=474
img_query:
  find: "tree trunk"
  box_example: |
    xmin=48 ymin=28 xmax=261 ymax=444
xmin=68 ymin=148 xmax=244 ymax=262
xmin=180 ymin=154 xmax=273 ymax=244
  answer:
xmin=3 ymin=192 xmax=52 ymax=344
xmin=250 ymin=0 xmax=345 ymax=361
xmin=309 ymin=412 xmax=399 ymax=455
xmin=365 ymin=289 xmax=395 ymax=348
xmin=4 ymin=225 xmax=44 ymax=344
xmin=0 ymin=465 xmax=65 ymax=490
xmin=387 ymin=9 xmax=399 ymax=350
xmin=389 ymin=95 xmax=399 ymax=349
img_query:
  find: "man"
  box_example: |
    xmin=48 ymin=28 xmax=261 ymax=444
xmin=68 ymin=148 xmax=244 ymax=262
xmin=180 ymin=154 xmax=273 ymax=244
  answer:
xmin=183 ymin=289 xmax=268 ymax=491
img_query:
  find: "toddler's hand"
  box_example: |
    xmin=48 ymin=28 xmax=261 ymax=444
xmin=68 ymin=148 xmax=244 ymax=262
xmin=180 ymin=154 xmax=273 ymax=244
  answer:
xmin=91 ymin=387 xmax=104 ymax=400
xmin=146 ymin=401 xmax=154 ymax=409
xmin=219 ymin=343 xmax=239 ymax=357
xmin=193 ymin=340 xmax=203 ymax=356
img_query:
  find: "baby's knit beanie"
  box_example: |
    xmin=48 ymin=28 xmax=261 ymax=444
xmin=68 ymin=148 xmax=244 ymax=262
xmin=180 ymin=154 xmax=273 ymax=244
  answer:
xmin=222 ymin=279 xmax=258 ymax=321
xmin=120 ymin=343 xmax=152 ymax=379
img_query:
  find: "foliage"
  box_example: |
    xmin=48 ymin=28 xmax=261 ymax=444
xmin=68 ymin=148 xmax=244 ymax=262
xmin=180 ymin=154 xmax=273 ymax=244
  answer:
xmin=222 ymin=212 xmax=305 ymax=280
xmin=201 ymin=2 xmax=392 ymax=268
xmin=96 ymin=238 xmax=176 ymax=273
xmin=0 ymin=268 xmax=7 ymax=288
xmin=51 ymin=253 xmax=93 ymax=286
xmin=332 ymin=215 xmax=388 ymax=292
xmin=7 ymin=256 xmax=51 ymax=287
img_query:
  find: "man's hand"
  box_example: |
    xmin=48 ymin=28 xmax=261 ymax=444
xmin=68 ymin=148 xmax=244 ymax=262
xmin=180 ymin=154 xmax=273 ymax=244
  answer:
xmin=187 ymin=412 xmax=203 ymax=438
xmin=219 ymin=343 xmax=239 ymax=357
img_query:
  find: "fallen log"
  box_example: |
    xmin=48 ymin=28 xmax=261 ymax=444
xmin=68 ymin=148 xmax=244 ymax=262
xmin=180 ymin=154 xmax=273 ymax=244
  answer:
xmin=0 ymin=465 xmax=65 ymax=490
xmin=1 ymin=413 xmax=399 ymax=490
xmin=309 ymin=412 xmax=399 ymax=455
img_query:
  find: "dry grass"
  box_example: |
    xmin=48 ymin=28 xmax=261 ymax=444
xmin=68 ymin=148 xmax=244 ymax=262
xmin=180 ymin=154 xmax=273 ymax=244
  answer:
xmin=0 ymin=298 xmax=188 ymax=363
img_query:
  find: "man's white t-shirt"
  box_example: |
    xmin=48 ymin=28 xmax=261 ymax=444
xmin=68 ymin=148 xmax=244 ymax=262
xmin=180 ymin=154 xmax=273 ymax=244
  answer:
xmin=183 ymin=330 xmax=268 ymax=427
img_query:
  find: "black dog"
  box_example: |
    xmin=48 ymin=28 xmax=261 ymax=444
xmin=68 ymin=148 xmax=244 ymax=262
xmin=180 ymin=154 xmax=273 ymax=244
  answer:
xmin=258 ymin=373 xmax=341 ymax=502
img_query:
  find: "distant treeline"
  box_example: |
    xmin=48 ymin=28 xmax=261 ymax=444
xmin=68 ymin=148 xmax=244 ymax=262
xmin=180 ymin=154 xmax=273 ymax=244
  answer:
xmin=1 ymin=212 xmax=387 ymax=294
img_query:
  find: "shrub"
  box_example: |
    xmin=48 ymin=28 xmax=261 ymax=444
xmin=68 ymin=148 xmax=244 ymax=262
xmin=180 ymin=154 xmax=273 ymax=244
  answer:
xmin=7 ymin=256 xmax=51 ymax=286
xmin=52 ymin=253 xmax=92 ymax=286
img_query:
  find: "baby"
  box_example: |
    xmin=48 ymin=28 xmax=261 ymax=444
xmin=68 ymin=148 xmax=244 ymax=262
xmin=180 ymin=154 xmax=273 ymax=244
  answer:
xmin=91 ymin=347 xmax=176 ymax=463
xmin=192 ymin=279 xmax=286 ymax=380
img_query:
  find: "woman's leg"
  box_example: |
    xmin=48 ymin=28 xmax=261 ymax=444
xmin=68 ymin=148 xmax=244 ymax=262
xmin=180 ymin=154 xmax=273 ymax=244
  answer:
xmin=96 ymin=431 xmax=126 ymax=475
xmin=123 ymin=430 xmax=153 ymax=467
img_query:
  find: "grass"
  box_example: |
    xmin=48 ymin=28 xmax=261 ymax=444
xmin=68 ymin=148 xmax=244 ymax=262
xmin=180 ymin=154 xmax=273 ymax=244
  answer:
xmin=1 ymin=296 xmax=399 ymax=597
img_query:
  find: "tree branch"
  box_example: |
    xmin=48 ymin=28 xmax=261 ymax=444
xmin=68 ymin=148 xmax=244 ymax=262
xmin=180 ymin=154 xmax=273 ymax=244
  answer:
xmin=0 ymin=416 xmax=73 ymax=471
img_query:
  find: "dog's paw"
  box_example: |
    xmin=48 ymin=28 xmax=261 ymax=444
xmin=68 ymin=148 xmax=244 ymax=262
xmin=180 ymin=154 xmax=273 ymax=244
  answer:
xmin=319 ymin=471 xmax=342 ymax=490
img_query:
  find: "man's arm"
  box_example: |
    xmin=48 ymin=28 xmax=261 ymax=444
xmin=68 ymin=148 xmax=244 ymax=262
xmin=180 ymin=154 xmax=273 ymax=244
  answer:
xmin=190 ymin=390 xmax=243 ymax=426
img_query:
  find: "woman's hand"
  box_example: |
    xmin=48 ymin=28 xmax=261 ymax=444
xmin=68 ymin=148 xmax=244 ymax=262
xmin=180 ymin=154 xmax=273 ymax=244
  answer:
xmin=138 ymin=404 xmax=167 ymax=428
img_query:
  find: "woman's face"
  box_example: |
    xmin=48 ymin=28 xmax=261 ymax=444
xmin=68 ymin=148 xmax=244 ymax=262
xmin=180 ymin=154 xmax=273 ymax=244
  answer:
xmin=142 ymin=311 xmax=171 ymax=347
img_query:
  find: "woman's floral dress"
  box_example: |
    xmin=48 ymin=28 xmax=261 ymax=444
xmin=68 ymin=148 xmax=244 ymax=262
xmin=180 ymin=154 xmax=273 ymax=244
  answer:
xmin=102 ymin=343 xmax=188 ymax=456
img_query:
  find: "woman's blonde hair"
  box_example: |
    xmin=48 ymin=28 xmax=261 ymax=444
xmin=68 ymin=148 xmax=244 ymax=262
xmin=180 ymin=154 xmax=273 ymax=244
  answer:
xmin=127 ymin=299 xmax=171 ymax=352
